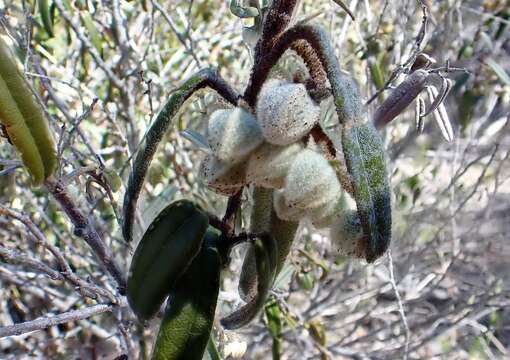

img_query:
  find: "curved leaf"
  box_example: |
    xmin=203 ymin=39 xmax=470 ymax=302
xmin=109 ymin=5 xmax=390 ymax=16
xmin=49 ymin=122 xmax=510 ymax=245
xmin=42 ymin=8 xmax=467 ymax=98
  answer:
xmin=123 ymin=68 xmax=239 ymax=242
xmin=222 ymin=233 xmax=277 ymax=329
xmin=342 ymin=122 xmax=391 ymax=262
xmin=0 ymin=38 xmax=57 ymax=185
xmin=39 ymin=0 xmax=54 ymax=37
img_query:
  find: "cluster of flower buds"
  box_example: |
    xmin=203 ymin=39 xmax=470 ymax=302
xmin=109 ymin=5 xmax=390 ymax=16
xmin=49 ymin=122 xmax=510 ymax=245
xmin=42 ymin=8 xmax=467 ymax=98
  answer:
xmin=199 ymin=79 xmax=365 ymax=257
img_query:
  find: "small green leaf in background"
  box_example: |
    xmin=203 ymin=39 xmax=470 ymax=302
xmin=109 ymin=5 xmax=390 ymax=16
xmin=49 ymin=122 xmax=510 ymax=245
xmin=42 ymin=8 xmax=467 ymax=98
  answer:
xmin=486 ymin=58 xmax=510 ymax=86
xmin=230 ymin=0 xmax=259 ymax=18
xmin=38 ymin=0 xmax=54 ymax=37
xmin=80 ymin=12 xmax=102 ymax=55
xmin=265 ymin=300 xmax=283 ymax=360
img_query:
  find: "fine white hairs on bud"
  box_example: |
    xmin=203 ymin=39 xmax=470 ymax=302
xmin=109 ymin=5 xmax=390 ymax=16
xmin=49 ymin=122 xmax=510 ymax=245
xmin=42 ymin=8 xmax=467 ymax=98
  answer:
xmin=199 ymin=154 xmax=246 ymax=195
xmin=246 ymin=142 xmax=303 ymax=189
xmin=329 ymin=210 xmax=365 ymax=258
xmin=256 ymin=79 xmax=320 ymax=145
xmin=283 ymin=149 xmax=341 ymax=210
xmin=312 ymin=192 xmax=357 ymax=229
xmin=273 ymin=190 xmax=308 ymax=222
xmin=207 ymin=107 xmax=264 ymax=164
xmin=273 ymin=149 xmax=342 ymax=223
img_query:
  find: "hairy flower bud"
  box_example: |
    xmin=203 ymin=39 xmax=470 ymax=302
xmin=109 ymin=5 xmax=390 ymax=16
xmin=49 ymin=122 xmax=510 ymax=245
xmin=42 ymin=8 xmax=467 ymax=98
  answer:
xmin=256 ymin=79 xmax=320 ymax=145
xmin=311 ymin=192 xmax=357 ymax=229
xmin=274 ymin=149 xmax=341 ymax=223
xmin=329 ymin=210 xmax=365 ymax=258
xmin=246 ymin=142 xmax=303 ymax=189
xmin=272 ymin=190 xmax=307 ymax=222
xmin=283 ymin=149 xmax=341 ymax=210
xmin=207 ymin=107 xmax=264 ymax=164
xmin=199 ymin=154 xmax=246 ymax=195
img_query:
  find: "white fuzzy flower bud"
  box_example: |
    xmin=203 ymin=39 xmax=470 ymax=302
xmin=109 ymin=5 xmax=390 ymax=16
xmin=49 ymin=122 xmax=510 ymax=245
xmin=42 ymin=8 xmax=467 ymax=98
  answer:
xmin=256 ymin=79 xmax=320 ymax=145
xmin=246 ymin=142 xmax=303 ymax=189
xmin=273 ymin=190 xmax=307 ymax=222
xmin=329 ymin=210 xmax=365 ymax=258
xmin=207 ymin=107 xmax=264 ymax=164
xmin=273 ymin=149 xmax=342 ymax=223
xmin=312 ymin=192 xmax=357 ymax=229
xmin=199 ymin=154 xmax=246 ymax=195
xmin=283 ymin=149 xmax=341 ymax=210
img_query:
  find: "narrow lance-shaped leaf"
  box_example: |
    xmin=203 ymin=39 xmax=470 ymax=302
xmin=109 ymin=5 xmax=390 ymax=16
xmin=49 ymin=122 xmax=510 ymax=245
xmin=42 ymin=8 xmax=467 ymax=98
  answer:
xmin=342 ymin=123 xmax=391 ymax=262
xmin=222 ymin=233 xmax=278 ymax=330
xmin=265 ymin=300 xmax=283 ymax=360
xmin=0 ymin=37 xmax=57 ymax=185
xmin=239 ymin=188 xmax=298 ymax=303
xmin=80 ymin=12 xmax=102 ymax=54
xmin=373 ymin=69 xmax=428 ymax=129
xmin=152 ymin=229 xmax=222 ymax=360
xmin=38 ymin=0 xmax=54 ymax=37
xmin=122 ymin=68 xmax=238 ymax=242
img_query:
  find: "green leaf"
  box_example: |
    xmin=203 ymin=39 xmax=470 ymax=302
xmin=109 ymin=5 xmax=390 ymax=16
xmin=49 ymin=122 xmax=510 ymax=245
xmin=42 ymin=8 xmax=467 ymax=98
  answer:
xmin=80 ymin=12 xmax=102 ymax=54
xmin=239 ymin=188 xmax=298 ymax=302
xmin=368 ymin=57 xmax=384 ymax=90
xmin=127 ymin=200 xmax=209 ymax=321
xmin=230 ymin=0 xmax=259 ymax=18
xmin=486 ymin=58 xmax=510 ymax=86
xmin=0 ymin=38 xmax=57 ymax=185
xmin=342 ymin=122 xmax=391 ymax=262
xmin=221 ymin=233 xmax=278 ymax=329
xmin=265 ymin=300 xmax=283 ymax=360
xmin=122 ymin=68 xmax=238 ymax=243
xmin=204 ymin=335 xmax=221 ymax=360
xmin=38 ymin=0 xmax=54 ymax=37
xmin=152 ymin=229 xmax=222 ymax=360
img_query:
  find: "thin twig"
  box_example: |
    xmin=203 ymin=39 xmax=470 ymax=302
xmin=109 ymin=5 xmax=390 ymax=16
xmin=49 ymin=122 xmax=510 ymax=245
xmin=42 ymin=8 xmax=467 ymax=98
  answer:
xmin=387 ymin=250 xmax=410 ymax=360
xmin=44 ymin=179 xmax=127 ymax=294
xmin=0 ymin=205 xmax=117 ymax=302
xmin=0 ymin=304 xmax=114 ymax=338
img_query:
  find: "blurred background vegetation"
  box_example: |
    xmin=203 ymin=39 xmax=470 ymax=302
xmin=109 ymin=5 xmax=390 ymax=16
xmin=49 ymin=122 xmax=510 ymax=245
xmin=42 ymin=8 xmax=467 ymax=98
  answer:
xmin=0 ymin=0 xmax=509 ymax=358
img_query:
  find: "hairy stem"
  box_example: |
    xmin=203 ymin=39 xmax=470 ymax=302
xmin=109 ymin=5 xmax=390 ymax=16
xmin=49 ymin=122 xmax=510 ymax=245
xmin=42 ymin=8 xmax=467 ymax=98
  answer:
xmin=245 ymin=24 xmax=363 ymax=123
xmin=122 ymin=68 xmax=239 ymax=243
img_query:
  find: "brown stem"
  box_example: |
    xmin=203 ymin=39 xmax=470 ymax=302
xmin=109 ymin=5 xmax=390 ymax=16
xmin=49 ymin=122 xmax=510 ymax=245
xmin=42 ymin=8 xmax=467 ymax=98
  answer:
xmin=290 ymin=40 xmax=329 ymax=100
xmin=253 ymin=0 xmax=299 ymax=59
xmin=244 ymin=24 xmax=363 ymax=124
xmin=45 ymin=178 xmax=127 ymax=294
xmin=0 ymin=304 xmax=114 ymax=338
xmin=222 ymin=189 xmax=243 ymax=236
xmin=122 ymin=68 xmax=239 ymax=243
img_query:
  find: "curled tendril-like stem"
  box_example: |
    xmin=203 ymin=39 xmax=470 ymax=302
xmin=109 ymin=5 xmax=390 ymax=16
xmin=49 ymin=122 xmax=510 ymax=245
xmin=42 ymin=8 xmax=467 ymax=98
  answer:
xmin=290 ymin=40 xmax=330 ymax=101
xmin=122 ymin=68 xmax=239 ymax=243
xmin=245 ymin=24 xmax=363 ymax=123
